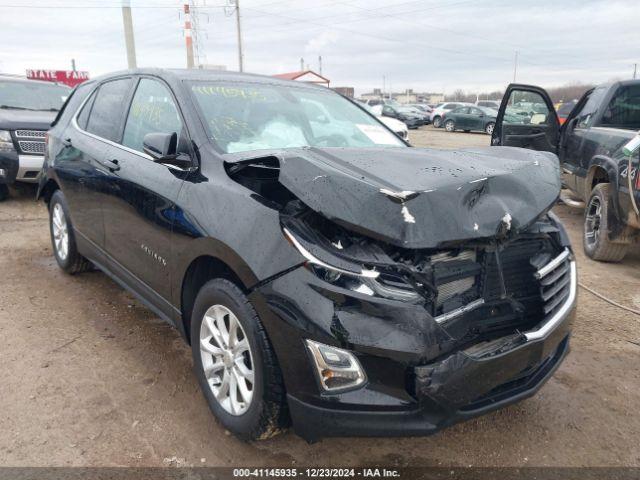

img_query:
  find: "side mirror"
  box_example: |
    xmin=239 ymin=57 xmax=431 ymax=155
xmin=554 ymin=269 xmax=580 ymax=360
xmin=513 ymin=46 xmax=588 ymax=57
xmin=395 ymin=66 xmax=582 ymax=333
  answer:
xmin=143 ymin=132 xmax=193 ymax=170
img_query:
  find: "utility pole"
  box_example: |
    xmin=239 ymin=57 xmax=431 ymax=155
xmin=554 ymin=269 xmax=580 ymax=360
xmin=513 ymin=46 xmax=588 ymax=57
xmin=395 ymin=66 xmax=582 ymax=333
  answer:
xmin=234 ymin=0 xmax=244 ymax=72
xmin=318 ymin=55 xmax=322 ymax=75
xmin=513 ymin=50 xmax=518 ymax=83
xmin=634 ymin=63 xmax=637 ymax=79
xmin=300 ymin=58 xmax=304 ymax=71
xmin=183 ymin=3 xmax=194 ymax=68
xmin=71 ymin=59 xmax=76 ymax=72
xmin=382 ymin=75 xmax=385 ymax=100
xmin=121 ymin=0 xmax=137 ymax=69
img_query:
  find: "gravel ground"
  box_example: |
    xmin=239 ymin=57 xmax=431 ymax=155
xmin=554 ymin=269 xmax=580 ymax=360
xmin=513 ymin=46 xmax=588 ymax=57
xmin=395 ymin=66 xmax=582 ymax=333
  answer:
xmin=0 ymin=125 xmax=638 ymax=467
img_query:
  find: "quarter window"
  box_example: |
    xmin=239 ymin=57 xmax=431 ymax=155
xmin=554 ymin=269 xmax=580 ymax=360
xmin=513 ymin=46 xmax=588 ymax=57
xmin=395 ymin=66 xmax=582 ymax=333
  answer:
xmin=76 ymin=88 xmax=97 ymax=130
xmin=122 ymin=78 xmax=184 ymax=153
xmin=85 ymin=78 xmax=133 ymax=141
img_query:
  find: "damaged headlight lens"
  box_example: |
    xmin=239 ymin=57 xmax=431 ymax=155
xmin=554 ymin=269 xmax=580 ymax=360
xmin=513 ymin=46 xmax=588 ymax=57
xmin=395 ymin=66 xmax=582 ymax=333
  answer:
xmin=284 ymin=227 xmax=421 ymax=301
xmin=305 ymin=339 xmax=366 ymax=392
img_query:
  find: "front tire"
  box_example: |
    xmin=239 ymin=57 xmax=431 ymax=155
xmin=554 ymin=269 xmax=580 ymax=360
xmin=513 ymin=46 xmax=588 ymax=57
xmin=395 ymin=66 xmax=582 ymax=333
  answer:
xmin=191 ymin=279 xmax=289 ymax=440
xmin=432 ymin=116 xmax=442 ymax=128
xmin=49 ymin=190 xmax=92 ymax=274
xmin=583 ymin=183 xmax=628 ymax=262
xmin=485 ymin=122 xmax=495 ymax=135
xmin=444 ymin=119 xmax=456 ymax=132
xmin=0 ymin=184 xmax=8 ymax=202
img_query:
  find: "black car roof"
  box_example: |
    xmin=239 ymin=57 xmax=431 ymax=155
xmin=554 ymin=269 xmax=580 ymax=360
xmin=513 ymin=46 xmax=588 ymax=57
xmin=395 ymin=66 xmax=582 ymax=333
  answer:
xmin=89 ymin=68 xmax=326 ymax=91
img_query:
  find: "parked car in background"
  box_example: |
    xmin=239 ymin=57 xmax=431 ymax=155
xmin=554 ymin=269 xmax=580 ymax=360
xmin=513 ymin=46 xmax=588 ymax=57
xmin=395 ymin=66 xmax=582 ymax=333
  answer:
xmin=442 ymin=105 xmax=497 ymax=134
xmin=556 ymin=100 xmax=577 ymax=125
xmin=430 ymin=102 xmax=473 ymax=128
xmin=0 ymin=75 xmax=71 ymax=201
xmin=410 ymin=103 xmax=433 ymax=114
xmin=397 ymin=106 xmax=430 ymax=125
xmin=365 ymin=104 xmax=408 ymax=140
xmin=380 ymin=104 xmax=422 ymax=129
xmin=476 ymin=100 xmax=501 ymax=109
xmin=38 ymin=68 xmax=575 ymax=442
xmin=493 ymin=81 xmax=640 ymax=262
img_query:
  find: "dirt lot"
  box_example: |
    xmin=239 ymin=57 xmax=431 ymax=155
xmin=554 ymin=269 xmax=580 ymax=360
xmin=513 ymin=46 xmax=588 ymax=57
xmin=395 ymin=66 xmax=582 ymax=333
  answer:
xmin=0 ymin=125 xmax=639 ymax=467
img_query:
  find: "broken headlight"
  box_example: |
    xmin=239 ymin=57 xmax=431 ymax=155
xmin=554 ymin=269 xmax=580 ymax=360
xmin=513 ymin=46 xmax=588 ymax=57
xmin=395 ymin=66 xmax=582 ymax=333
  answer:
xmin=283 ymin=227 xmax=421 ymax=302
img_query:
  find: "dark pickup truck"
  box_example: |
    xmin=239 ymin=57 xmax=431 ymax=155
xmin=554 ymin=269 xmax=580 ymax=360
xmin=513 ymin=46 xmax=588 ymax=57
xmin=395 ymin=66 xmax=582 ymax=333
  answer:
xmin=0 ymin=75 xmax=70 ymax=201
xmin=492 ymin=81 xmax=640 ymax=262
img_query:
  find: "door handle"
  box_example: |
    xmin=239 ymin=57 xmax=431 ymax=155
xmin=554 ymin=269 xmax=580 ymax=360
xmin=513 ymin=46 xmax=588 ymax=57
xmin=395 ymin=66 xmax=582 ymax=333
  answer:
xmin=62 ymin=138 xmax=72 ymax=147
xmin=103 ymin=158 xmax=120 ymax=172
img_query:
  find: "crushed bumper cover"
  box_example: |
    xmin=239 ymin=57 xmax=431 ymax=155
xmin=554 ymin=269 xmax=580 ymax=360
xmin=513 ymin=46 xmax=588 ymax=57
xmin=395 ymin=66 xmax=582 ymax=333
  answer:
xmin=285 ymin=267 xmax=575 ymax=442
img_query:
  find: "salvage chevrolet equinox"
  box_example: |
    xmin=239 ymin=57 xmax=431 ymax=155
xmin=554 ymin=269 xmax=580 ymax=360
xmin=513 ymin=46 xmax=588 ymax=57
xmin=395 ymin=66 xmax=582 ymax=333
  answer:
xmin=38 ymin=69 xmax=577 ymax=442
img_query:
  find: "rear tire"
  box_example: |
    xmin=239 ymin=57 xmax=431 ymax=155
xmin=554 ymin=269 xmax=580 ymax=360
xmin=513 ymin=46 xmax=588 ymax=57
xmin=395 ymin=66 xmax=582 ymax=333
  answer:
xmin=432 ymin=116 xmax=442 ymax=128
xmin=485 ymin=122 xmax=495 ymax=135
xmin=49 ymin=190 xmax=92 ymax=274
xmin=583 ymin=183 xmax=628 ymax=262
xmin=191 ymin=279 xmax=289 ymax=440
xmin=0 ymin=184 xmax=8 ymax=202
xmin=444 ymin=119 xmax=456 ymax=132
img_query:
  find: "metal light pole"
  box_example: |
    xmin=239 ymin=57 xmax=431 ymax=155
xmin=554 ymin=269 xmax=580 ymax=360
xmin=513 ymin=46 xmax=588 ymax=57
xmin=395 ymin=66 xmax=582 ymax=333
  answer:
xmin=513 ymin=50 xmax=518 ymax=83
xmin=121 ymin=0 xmax=137 ymax=68
xmin=235 ymin=0 xmax=244 ymax=72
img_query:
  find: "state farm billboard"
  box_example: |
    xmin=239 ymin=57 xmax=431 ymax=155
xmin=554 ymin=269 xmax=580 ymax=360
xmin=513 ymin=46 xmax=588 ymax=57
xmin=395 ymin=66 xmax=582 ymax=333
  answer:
xmin=26 ymin=69 xmax=89 ymax=88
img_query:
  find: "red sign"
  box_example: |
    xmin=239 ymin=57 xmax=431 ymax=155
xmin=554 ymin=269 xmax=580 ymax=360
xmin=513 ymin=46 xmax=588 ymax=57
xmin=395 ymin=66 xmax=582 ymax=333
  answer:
xmin=26 ymin=69 xmax=89 ymax=88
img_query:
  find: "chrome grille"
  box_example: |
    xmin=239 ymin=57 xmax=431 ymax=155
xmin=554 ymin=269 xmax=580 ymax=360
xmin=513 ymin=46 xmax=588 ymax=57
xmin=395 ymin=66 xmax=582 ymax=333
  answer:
xmin=18 ymin=140 xmax=45 ymax=154
xmin=536 ymin=249 xmax=572 ymax=318
xmin=15 ymin=130 xmax=46 ymax=138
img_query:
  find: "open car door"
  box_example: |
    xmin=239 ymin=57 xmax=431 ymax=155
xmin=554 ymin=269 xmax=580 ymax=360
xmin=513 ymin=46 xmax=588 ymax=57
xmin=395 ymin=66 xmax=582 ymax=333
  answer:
xmin=492 ymin=83 xmax=560 ymax=153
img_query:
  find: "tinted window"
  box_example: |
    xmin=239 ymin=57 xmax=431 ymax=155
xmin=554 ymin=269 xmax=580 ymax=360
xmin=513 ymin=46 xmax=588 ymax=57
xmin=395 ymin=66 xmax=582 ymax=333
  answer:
xmin=571 ymin=87 xmax=606 ymax=128
xmin=600 ymin=85 xmax=640 ymax=129
xmin=503 ymin=90 xmax=551 ymax=125
xmin=123 ymin=78 xmax=184 ymax=153
xmin=86 ymin=78 xmax=133 ymax=142
xmin=443 ymin=103 xmax=458 ymax=109
xmin=469 ymin=107 xmax=483 ymax=115
xmin=76 ymin=88 xmax=97 ymax=130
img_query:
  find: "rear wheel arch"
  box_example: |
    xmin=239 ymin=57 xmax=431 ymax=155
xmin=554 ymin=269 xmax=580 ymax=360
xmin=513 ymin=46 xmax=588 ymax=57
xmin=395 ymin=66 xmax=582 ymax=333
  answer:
xmin=586 ymin=164 xmax=610 ymax=191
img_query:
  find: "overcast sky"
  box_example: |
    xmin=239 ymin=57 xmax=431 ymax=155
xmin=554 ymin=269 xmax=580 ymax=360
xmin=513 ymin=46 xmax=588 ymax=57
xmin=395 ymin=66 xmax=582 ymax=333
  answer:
xmin=0 ymin=0 xmax=638 ymax=95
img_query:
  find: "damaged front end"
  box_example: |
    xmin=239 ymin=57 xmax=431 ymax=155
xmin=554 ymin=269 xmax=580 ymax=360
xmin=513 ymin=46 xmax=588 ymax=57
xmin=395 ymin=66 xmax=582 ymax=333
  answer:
xmin=225 ymin=146 xmax=576 ymax=440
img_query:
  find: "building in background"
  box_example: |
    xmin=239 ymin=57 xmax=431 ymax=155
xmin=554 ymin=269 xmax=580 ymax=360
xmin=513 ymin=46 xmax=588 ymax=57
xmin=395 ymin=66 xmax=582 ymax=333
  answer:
xmin=273 ymin=70 xmax=329 ymax=87
xmin=332 ymin=86 xmax=354 ymax=98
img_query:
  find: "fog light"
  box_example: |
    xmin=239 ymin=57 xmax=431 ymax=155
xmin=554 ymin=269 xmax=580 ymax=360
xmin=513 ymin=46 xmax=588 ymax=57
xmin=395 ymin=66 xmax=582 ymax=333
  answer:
xmin=0 ymin=168 xmax=5 ymax=177
xmin=305 ymin=339 xmax=366 ymax=392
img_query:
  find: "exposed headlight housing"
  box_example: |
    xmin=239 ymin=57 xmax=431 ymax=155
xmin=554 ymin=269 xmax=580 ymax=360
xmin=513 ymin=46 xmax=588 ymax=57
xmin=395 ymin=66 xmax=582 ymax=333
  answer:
xmin=0 ymin=130 xmax=15 ymax=152
xmin=305 ymin=340 xmax=366 ymax=392
xmin=283 ymin=226 xmax=422 ymax=302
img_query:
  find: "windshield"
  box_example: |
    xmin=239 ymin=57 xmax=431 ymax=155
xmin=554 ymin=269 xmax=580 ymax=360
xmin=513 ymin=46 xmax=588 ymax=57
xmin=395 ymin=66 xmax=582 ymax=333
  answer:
xmin=0 ymin=80 xmax=70 ymax=111
xmin=190 ymin=82 xmax=405 ymax=153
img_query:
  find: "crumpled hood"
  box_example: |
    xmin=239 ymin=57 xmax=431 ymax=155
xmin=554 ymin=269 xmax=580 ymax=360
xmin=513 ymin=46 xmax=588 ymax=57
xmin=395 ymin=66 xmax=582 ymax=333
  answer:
xmin=227 ymin=146 xmax=561 ymax=249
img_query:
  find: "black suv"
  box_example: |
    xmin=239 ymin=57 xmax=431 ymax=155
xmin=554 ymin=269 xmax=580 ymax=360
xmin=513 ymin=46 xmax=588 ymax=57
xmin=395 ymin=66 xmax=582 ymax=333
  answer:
xmin=39 ymin=69 xmax=576 ymax=442
xmin=0 ymin=75 xmax=70 ymax=200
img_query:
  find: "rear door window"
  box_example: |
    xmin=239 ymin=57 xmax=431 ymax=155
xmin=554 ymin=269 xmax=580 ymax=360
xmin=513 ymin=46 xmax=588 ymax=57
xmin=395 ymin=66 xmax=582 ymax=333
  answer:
xmin=85 ymin=78 xmax=133 ymax=142
xmin=599 ymin=84 xmax=640 ymax=129
xmin=122 ymin=78 xmax=184 ymax=153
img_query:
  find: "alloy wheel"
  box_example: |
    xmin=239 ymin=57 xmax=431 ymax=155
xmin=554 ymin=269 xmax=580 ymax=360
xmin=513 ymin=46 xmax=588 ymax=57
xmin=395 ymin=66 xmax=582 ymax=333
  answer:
xmin=584 ymin=195 xmax=602 ymax=248
xmin=199 ymin=304 xmax=254 ymax=416
xmin=486 ymin=123 xmax=494 ymax=135
xmin=52 ymin=203 xmax=69 ymax=261
xmin=445 ymin=121 xmax=455 ymax=132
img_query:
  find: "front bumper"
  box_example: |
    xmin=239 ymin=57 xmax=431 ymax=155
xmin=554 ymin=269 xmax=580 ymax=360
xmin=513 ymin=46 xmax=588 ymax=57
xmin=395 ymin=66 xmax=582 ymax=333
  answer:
xmin=253 ymin=247 xmax=576 ymax=442
xmin=16 ymin=154 xmax=44 ymax=183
